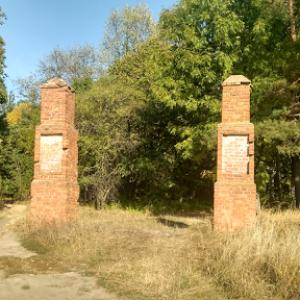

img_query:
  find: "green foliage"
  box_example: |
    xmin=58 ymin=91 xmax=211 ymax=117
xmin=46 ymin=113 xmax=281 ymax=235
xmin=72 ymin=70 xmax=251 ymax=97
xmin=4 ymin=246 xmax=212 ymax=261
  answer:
xmin=2 ymin=1 xmax=300 ymax=209
xmin=101 ymin=4 xmax=155 ymax=65
xmin=106 ymin=0 xmax=244 ymax=206
xmin=76 ymin=75 xmax=141 ymax=207
xmin=228 ymin=0 xmax=300 ymax=205
xmin=0 ymin=101 xmax=40 ymax=200
xmin=152 ymin=0 xmax=242 ymax=161
xmin=233 ymin=0 xmax=291 ymax=77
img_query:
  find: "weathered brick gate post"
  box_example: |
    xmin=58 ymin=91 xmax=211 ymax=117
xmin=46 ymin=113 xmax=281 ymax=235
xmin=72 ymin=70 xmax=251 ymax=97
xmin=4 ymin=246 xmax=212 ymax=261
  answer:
xmin=214 ymin=75 xmax=256 ymax=231
xmin=30 ymin=78 xmax=79 ymax=224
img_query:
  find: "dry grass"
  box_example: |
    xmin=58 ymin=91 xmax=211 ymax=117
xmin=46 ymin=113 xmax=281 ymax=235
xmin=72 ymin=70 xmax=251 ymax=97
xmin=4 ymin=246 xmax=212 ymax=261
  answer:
xmin=18 ymin=207 xmax=300 ymax=300
xmin=200 ymin=210 xmax=300 ymax=300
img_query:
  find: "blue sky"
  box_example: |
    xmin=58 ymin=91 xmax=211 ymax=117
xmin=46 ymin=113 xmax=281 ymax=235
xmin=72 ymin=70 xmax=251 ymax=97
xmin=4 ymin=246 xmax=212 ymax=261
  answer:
xmin=1 ymin=0 xmax=177 ymax=93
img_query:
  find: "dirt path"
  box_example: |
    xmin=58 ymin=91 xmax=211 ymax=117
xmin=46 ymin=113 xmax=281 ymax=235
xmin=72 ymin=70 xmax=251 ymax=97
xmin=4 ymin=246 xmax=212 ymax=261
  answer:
xmin=0 ymin=205 xmax=36 ymax=258
xmin=0 ymin=205 xmax=120 ymax=300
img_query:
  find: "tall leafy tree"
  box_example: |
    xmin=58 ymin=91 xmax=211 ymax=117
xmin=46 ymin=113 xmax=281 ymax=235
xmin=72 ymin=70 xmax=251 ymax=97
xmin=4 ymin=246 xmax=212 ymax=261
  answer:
xmin=109 ymin=0 xmax=245 ymax=208
xmin=113 ymin=0 xmax=300 ymax=208
xmin=76 ymin=75 xmax=141 ymax=208
xmin=5 ymin=102 xmax=39 ymax=199
xmin=75 ymin=5 xmax=156 ymax=207
xmin=231 ymin=0 xmax=300 ymax=206
xmin=101 ymin=4 xmax=155 ymax=66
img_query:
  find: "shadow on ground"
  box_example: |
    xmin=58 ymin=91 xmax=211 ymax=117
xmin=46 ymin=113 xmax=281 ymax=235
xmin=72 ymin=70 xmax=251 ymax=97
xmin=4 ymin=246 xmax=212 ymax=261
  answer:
xmin=156 ymin=217 xmax=190 ymax=228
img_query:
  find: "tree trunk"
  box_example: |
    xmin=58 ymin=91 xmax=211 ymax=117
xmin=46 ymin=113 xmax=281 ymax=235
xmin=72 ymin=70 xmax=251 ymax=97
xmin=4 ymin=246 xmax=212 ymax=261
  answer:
xmin=288 ymin=0 xmax=297 ymax=42
xmin=95 ymin=197 xmax=101 ymax=210
xmin=292 ymin=156 xmax=300 ymax=208
xmin=274 ymin=155 xmax=281 ymax=202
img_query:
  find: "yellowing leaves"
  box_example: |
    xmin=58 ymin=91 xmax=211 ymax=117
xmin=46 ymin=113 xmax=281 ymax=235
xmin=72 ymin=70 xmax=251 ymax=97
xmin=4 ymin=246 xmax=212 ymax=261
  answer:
xmin=6 ymin=102 xmax=32 ymax=126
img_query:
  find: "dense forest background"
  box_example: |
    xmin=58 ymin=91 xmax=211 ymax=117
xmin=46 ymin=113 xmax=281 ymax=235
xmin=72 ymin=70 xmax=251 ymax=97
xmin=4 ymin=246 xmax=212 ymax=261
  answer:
xmin=1 ymin=0 xmax=300 ymax=212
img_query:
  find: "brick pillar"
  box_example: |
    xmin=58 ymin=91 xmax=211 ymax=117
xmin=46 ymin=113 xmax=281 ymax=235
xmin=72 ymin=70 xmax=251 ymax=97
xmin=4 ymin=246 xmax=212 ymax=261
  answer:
xmin=30 ymin=78 xmax=79 ymax=224
xmin=214 ymin=75 xmax=256 ymax=231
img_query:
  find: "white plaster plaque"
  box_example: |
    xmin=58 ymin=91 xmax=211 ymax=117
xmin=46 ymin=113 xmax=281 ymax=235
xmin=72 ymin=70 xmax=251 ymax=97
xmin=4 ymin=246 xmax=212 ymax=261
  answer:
xmin=40 ymin=135 xmax=63 ymax=172
xmin=222 ymin=135 xmax=249 ymax=175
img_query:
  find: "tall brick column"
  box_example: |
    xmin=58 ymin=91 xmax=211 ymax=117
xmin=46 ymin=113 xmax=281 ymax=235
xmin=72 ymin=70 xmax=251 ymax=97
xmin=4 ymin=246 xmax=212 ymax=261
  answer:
xmin=214 ymin=75 xmax=256 ymax=231
xmin=30 ymin=78 xmax=79 ymax=224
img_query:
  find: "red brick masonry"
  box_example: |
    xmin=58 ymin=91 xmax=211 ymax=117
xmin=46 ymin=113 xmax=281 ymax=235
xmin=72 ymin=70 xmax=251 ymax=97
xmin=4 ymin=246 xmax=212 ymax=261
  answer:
xmin=30 ymin=78 xmax=79 ymax=224
xmin=214 ymin=75 xmax=256 ymax=231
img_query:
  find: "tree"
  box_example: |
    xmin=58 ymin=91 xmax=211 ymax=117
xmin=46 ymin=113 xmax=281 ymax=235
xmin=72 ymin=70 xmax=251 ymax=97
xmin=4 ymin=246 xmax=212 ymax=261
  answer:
xmin=112 ymin=0 xmax=300 ymax=209
xmin=38 ymin=45 xmax=101 ymax=87
xmin=230 ymin=0 xmax=300 ymax=206
xmin=101 ymin=4 xmax=155 ymax=66
xmin=155 ymin=0 xmax=243 ymax=157
xmin=288 ymin=0 xmax=297 ymax=42
xmin=286 ymin=0 xmax=300 ymax=207
xmin=106 ymin=0 xmax=245 ymax=209
xmin=73 ymin=5 xmax=156 ymax=208
xmin=0 ymin=7 xmax=6 ymax=104
xmin=0 ymin=6 xmax=7 ymax=206
xmin=76 ymin=75 xmax=140 ymax=208
xmin=13 ymin=75 xmax=41 ymax=104
xmin=0 ymin=101 xmax=39 ymax=200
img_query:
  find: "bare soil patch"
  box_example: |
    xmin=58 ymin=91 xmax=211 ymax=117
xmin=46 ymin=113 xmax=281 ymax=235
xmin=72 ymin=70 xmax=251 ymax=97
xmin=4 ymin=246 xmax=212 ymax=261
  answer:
xmin=0 ymin=272 xmax=119 ymax=300
xmin=0 ymin=205 xmax=120 ymax=300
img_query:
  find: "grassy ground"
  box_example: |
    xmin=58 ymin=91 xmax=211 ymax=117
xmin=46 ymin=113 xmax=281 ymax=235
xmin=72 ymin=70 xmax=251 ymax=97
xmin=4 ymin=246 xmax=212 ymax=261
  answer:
xmin=11 ymin=206 xmax=300 ymax=300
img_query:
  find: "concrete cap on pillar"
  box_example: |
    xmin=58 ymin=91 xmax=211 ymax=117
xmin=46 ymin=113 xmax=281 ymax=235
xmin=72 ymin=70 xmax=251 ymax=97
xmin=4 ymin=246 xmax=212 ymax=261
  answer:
xmin=222 ymin=75 xmax=251 ymax=86
xmin=41 ymin=78 xmax=68 ymax=88
xmin=41 ymin=78 xmax=74 ymax=92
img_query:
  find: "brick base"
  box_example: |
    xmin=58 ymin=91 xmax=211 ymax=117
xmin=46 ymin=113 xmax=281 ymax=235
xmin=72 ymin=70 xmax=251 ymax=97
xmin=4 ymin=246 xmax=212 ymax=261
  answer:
xmin=214 ymin=180 xmax=256 ymax=231
xmin=30 ymin=179 xmax=79 ymax=224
